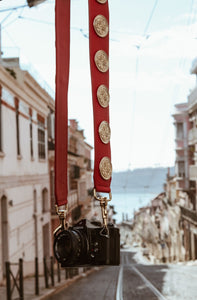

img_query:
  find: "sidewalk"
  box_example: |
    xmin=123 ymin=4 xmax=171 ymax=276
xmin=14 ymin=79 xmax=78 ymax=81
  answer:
xmin=0 ymin=267 xmax=96 ymax=300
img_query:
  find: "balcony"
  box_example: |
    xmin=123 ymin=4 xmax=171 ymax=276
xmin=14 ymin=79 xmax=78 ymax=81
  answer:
xmin=189 ymin=165 xmax=197 ymax=180
xmin=190 ymin=57 xmax=197 ymax=74
xmin=175 ymin=139 xmax=184 ymax=149
xmin=188 ymin=86 xmax=197 ymax=111
xmin=180 ymin=206 xmax=197 ymax=224
xmin=85 ymin=158 xmax=93 ymax=171
xmin=68 ymin=190 xmax=78 ymax=211
xmin=188 ymin=127 xmax=197 ymax=145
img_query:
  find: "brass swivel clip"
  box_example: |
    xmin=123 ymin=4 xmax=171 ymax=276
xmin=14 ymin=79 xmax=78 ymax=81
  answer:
xmin=93 ymin=188 xmax=112 ymax=238
xmin=53 ymin=204 xmax=68 ymax=235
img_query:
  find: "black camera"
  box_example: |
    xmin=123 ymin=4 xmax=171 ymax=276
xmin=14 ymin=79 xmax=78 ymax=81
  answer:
xmin=53 ymin=219 xmax=120 ymax=267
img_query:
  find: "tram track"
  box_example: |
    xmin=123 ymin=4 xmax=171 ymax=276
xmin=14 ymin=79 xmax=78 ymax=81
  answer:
xmin=131 ymin=265 xmax=168 ymax=300
xmin=47 ymin=250 xmax=190 ymax=300
xmin=116 ymin=251 xmax=168 ymax=300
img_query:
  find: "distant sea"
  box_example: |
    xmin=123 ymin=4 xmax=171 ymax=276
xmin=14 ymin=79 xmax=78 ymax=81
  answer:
xmin=111 ymin=190 xmax=158 ymax=224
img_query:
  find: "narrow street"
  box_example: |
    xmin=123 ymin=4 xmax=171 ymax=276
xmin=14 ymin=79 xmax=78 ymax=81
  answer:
xmin=47 ymin=250 xmax=197 ymax=300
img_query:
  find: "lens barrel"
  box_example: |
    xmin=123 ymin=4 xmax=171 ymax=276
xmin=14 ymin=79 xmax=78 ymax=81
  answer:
xmin=54 ymin=229 xmax=87 ymax=266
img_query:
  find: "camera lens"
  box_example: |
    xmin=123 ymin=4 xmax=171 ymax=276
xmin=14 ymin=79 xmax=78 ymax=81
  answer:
xmin=54 ymin=229 xmax=87 ymax=266
xmin=56 ymin=231 xmax=73 ymax=258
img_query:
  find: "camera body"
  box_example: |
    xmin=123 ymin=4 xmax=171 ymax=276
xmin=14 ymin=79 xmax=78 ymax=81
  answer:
xmin=53 ymin=219 xmax=120 ymax=267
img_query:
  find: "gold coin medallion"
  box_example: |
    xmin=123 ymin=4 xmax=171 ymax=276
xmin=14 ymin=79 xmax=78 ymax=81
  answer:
xmin=96 ymin=0 xmax=107 ymax=4
xmin=99 ymin=157 xmax=112 ymax=180
xmin=97 ymin=85 xmax=110 ymax=108
xmin=94 ymin=50 xmax=109 ymax=73
xmin=93 ymin=15 xmax=109 ymax=38
xmin=99 ymin=121 xmax=111 ymax=144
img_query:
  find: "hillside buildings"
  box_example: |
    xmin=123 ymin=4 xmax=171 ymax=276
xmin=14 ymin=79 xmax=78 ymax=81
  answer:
xmin=167 ymin=59 xmax=197 ymax=261
xmin=179 ymin=59 xmax=197 ymax=261
xmin=0 ymin=57 xmax=94 ymax=283
xmin=132 ymin=58 xmax=197 ymax=263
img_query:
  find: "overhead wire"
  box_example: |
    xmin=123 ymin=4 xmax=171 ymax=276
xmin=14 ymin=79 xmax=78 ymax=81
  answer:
xmin=143 ymin=0 xmax=159 ymax=37
xmin=0 ymin=10 xmax=14 ymax=24
xmin=1 ymin=0 xmax=190 ymax=191
xmin=178 ymin=0 xmax=196 ymax=72
xmin=0 ymin=5 xmax=28 ymax=13
xmin=122 ymin=0 xmax=160 ymax=219
xmin=0 ymin=0 xmax=55 ymax=13
xmin=17 ymin=15 xmax=54 ymax=25
xmin=125 ymin=0 xmax=159 ymax=180
xmin=131 ymin=0 xmax=197 ymax=192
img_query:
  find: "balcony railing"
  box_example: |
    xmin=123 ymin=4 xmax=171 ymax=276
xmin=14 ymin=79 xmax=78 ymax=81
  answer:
xmin=180 ymin=206 xmax=197 ymax=223
xmin=189 ymin=165 xmax=197 ymax=179
xmin=188 ymin=86 xmax=197 ymax=110
xmin=175 ymin=139 xmax=184 ymax=149
xmin=191 ymin=57 xmax=197 ymax=74
xmin=188 ymin=127 xmax=197 ymax=145
xmin=68 ymin=190 xmax=78 ymax=211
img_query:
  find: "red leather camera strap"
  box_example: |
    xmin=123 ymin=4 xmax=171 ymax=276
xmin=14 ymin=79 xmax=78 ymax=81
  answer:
xmin=55 ymin=0 xmax=70 ymax=206
xmin=89 ymin=0 xmax=112 ymax=194
xmin=55 ymin=0 xmax=112 ymax=207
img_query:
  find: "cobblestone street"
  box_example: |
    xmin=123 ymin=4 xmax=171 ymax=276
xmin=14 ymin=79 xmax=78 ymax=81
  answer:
xmin=47 ymin=250 xmax=197 ymax=300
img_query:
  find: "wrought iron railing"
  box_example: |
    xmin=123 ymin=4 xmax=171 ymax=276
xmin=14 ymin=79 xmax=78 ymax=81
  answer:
xmin=180 ymin=206 xmax=197 ymax=223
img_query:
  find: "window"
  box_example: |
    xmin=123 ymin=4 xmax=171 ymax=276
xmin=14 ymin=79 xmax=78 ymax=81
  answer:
xmin=33 ymin=189 xmax=37 ymax=213
xmin=37 ymin=114 xmax=45 ymax=159
xmin=176 ymin=123 xmax=184 ymax=139
xmin=42 ymin=188 xmax=49 ymax=213
xmin=177 ymin=161 xmax=185 ymax=178
xmin=50 ymin=170 xmax=55 ymax=213
xmin=30 ymin=120 xmax=33 ymax=158
xmin=189 ymin=182 xmax=196 ymax=211
xmin=0 ymin=85 xmax=2 ymax=152
xmin=47 ymin=110 xmax=55 ymax=151
xmin=47 ymin=110 xmax=55 ymax=140
xmin=69 ymin=136 xmax=77 ymax=154
xmin=29 ymin=109 xmax=34 ymax=159
xmin=15 ymin=97 xmax=21 ymax=156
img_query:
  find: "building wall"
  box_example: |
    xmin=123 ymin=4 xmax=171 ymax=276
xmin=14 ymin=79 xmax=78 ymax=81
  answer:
xmin=173 ymin=103 xmax=189 ymax=192
xmin=1 ymin=89 xmax=48 ymax=175
xmin=0 ymin=63 xmax=52 ymax=282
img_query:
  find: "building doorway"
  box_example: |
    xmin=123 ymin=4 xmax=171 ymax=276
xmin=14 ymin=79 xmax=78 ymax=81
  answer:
xmin=194 ymin=234 xmax=197 ymax=260
xmin=1 ymin=196 xmax=9 ymax=277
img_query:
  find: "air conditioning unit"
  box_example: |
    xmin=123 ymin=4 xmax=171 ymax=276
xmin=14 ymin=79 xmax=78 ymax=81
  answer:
xmin=27 ymin=0 xmax=46 ymax=8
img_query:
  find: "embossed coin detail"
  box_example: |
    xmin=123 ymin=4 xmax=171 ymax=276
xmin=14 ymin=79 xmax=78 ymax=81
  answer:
xmin=93 ymin=15 xmax=109 ymax=38
xmin=99 ymin=157 xmax=112 ymax=180
xmin=99 ymin=121 xmax=111 ymax=144
xmin=96 ymin=0 xmax=107 ymax=4
xmin=94 ymin=50 xmax=109 ymax=73
xmin=97 ymin=85 xmax=109 ymax=108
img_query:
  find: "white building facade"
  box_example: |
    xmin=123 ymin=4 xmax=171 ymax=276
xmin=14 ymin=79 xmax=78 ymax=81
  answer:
xmin=0 ymin=59 xmax=52 ymax=282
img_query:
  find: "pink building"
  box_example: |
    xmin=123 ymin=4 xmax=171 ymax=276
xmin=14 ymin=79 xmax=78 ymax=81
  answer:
xmin=173 ymin=58 xmax=197 ymax=261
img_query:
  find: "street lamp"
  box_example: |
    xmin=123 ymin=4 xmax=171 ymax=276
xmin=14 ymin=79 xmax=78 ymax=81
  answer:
xmin=27 ymin=0 xmax=46 ymax=8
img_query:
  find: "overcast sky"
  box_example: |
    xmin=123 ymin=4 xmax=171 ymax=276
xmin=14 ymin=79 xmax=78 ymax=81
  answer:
xmin=1 ymin=0 xmax=197 ymax=171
